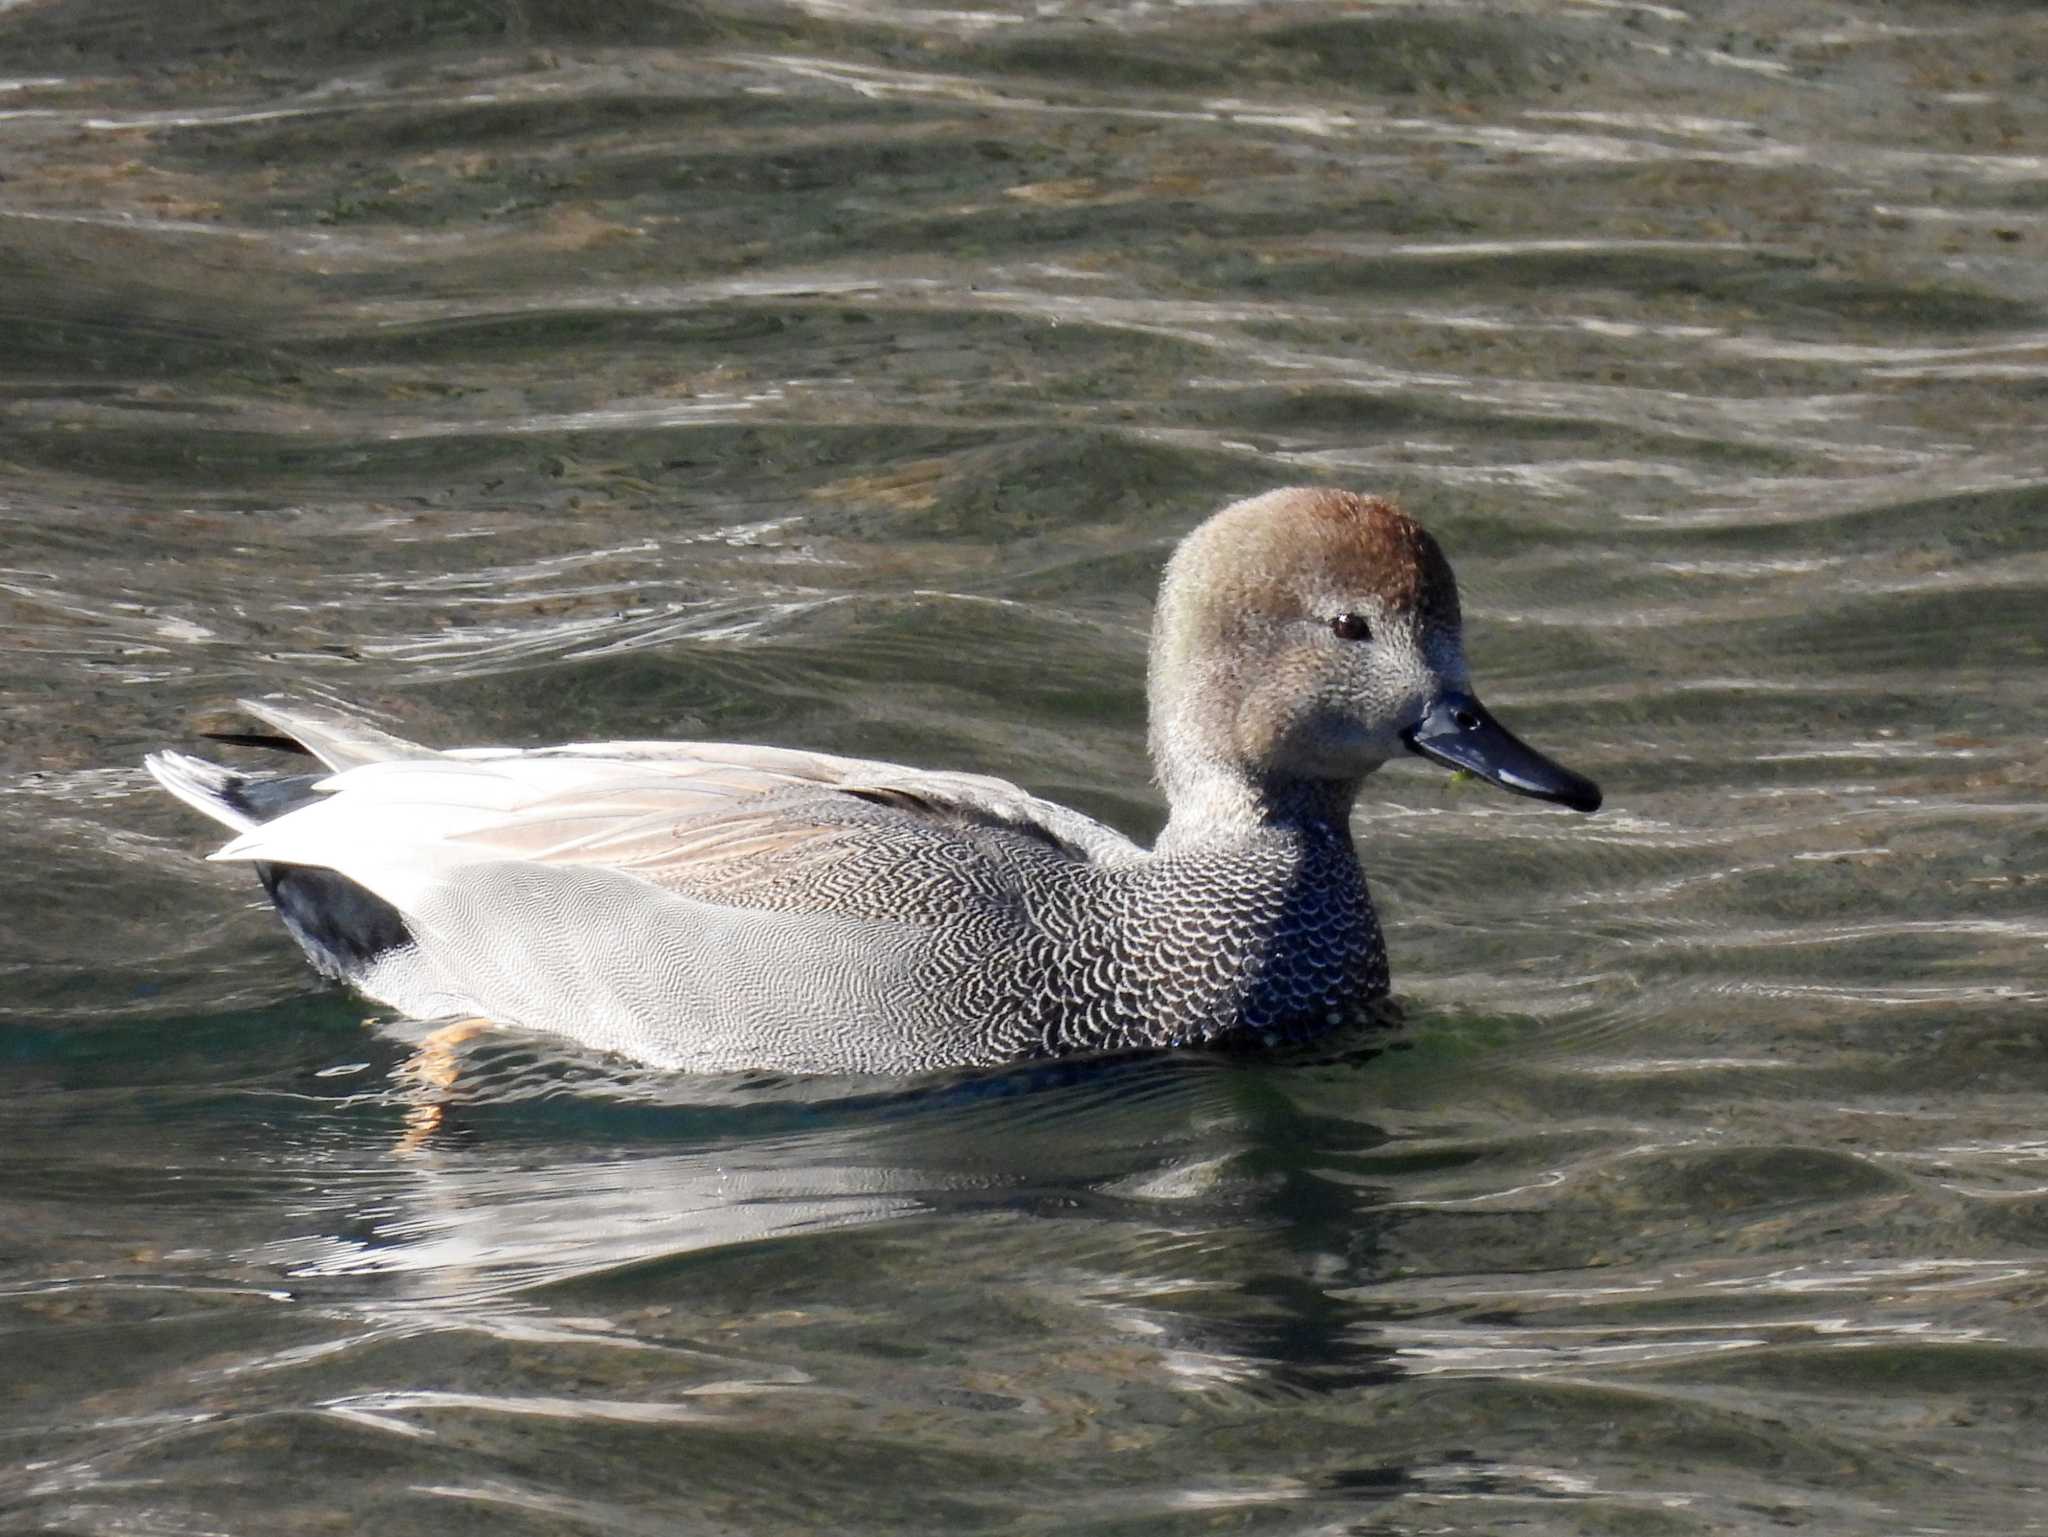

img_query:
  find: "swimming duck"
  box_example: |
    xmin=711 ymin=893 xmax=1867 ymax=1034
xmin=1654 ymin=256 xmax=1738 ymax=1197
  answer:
xmin=147 ymin=488 xmax=1600 ymax=1073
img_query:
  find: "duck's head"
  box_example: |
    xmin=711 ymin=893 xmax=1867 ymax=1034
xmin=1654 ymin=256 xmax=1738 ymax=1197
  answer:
xmin=1148 ymin=488 xmax=1600 ymax=834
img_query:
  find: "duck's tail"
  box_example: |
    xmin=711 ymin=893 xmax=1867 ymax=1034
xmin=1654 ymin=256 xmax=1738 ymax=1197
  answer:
xmin=144 ymin=749 xmax=327 ymax=832
xmin=146 ymin=698 xmax=439 ymax=833
xmin=146 ymin=708 xmax=424 ymax=987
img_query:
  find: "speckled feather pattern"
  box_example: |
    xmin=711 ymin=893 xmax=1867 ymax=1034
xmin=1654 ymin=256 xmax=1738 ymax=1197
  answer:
xmin=293 ymin=787 xmax=1385 ymax=1073
xmin=632 ymin=793 xmax=1389 ymax=1063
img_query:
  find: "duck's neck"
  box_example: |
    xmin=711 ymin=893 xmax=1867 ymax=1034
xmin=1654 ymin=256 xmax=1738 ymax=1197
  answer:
xmin=1154 ymin=762 xmax=1363 ymax=856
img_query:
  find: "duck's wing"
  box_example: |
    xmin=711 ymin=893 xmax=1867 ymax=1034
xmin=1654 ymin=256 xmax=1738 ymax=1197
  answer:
xmin=204 ymin=698 xmax=1141 ymax=866
xmin=463 ymin=738 xmax=1142 ymax=866
xmin=204 ymin=725 xmax=1143 ymax=920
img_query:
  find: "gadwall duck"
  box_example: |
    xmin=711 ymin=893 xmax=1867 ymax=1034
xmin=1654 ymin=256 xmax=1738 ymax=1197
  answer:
xmin=147 ymin=488 xmax=1600 ymax=1073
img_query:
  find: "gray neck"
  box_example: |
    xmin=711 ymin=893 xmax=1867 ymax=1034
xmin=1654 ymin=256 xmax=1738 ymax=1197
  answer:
xmin=1154 ymin=757 xmax=1365 ymax=855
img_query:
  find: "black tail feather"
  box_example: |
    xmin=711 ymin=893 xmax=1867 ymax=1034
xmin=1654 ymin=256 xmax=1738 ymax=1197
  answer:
xmin=258 ymin=862 xmax=414 ymax=982
xmin=203 ymin=730 xmax=316 ymax=756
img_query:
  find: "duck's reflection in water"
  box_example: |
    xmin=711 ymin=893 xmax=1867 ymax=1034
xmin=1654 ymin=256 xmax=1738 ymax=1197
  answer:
xmin=271 ymin=1027 xmax=1407 ymax=1418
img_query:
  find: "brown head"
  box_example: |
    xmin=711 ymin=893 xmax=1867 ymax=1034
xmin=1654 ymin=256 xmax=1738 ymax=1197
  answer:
xmin=1148 ymin=488 xmax=1598 ymax=840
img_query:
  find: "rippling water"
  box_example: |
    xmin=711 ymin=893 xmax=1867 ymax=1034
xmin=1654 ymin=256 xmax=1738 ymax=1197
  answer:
xmin=5 ymin=2 xmax=2048 ymax=1531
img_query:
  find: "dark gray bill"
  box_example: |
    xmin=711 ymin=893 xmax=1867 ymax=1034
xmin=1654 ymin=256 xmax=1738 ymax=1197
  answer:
xmin=1402 ymin=690 xmax=1602 ymax=813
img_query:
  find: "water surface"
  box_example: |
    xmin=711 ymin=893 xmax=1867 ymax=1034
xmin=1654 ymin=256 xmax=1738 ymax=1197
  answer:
xmin=5 ymin=2 xmax=2048 ymax=1532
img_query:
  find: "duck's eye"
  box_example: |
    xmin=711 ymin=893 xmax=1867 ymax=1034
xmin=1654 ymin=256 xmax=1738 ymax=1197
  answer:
xmin=1330 ymin=612 xmax=1372 ymax=642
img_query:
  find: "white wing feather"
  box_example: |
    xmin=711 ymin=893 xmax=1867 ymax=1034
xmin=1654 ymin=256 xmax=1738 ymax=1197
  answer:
xmin=206 ymin=704 xmax=1141 ymax=918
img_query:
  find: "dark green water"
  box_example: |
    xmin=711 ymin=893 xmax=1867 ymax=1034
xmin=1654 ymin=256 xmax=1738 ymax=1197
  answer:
xmin=5 ymin=2 xmax=2048 ymax=1531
